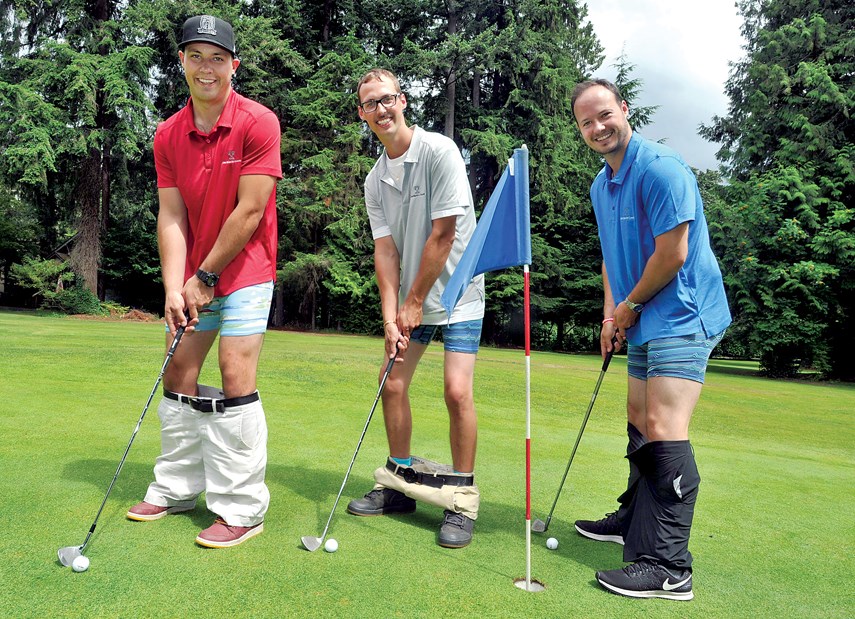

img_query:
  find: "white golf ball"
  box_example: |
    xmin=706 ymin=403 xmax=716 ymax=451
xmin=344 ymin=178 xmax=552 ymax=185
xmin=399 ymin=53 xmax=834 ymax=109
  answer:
xmin=324 ymin=538 xmax=339 ymax=553
xmin=72 ymin=555 xmax=90 ymax=572
xmin=546 ymin=537 xmax=559 ymax=550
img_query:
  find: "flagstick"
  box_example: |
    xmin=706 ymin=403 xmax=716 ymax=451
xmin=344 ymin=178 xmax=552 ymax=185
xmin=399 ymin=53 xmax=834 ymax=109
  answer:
xmin=524 ymin=263 xmax=533 ymax=589
xmin=514 ymin=265 xmax=542 ymax=591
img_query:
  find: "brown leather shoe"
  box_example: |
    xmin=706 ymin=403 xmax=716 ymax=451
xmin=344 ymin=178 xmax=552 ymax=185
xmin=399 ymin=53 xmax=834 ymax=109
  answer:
xmin=126 ymin=501 xmax=193 ymax=522
xmin=195 ymin=518 xmax=263 ymax=548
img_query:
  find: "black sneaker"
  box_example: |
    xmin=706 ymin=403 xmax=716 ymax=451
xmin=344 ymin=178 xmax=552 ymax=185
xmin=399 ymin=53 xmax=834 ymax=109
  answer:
xmin=596 ymin=560 xmax=693 ymax=601
xmin=437 ymin=510 xmax=474 ymax=548
xmin=346 ymin=488 xmax=416 ymax=516
xmin=574 ymin=511 xmax=624 ymax=545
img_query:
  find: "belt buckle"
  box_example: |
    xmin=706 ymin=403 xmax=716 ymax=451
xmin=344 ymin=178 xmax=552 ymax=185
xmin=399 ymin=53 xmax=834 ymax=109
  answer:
xmin=189 ymin=397 xmax=222 ymax=413
xmin=401 ymin=467 xmax=419 ymax=484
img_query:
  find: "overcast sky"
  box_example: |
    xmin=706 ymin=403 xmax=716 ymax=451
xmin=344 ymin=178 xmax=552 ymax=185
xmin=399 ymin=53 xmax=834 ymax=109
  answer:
xmin=584 ymin=0 xmax=746 ymax=171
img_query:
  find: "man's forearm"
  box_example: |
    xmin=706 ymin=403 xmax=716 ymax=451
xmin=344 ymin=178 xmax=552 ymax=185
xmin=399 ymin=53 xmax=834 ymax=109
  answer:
xmin=199 ymin=174 xmax=275 ymax=274
xmin=198 ymin=207 xmax=264 ymax=274
xmin=404 ymin=230 xmax=454 ymax=309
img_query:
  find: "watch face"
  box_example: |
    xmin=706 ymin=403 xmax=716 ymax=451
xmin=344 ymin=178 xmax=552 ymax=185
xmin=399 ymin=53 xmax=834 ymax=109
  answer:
xmin=197 ymin=270 xmax=218 ymax=287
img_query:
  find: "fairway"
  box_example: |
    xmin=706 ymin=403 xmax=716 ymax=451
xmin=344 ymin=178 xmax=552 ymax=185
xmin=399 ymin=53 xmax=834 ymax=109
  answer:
xmin=0 ymin=311 xmax=852 ymax=618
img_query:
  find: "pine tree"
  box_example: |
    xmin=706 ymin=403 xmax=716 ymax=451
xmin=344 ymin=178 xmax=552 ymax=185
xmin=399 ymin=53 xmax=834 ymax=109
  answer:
xmin=701 ymin=0 xmax=854 ymax=378
xmin=0 ymin=0 xmax=155 ymax=297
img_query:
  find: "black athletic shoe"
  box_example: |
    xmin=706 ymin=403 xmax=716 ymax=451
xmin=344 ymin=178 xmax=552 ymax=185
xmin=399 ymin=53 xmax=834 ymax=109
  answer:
xmin=574 ymin=511 xmax=624 ymax=545
xmin=346 ymin=488 xmax=416 ymax=516
xmin=437 ymin=510 xmax=474 ymax=548
xmin=596 ymin=560 xmax=694 ymax=601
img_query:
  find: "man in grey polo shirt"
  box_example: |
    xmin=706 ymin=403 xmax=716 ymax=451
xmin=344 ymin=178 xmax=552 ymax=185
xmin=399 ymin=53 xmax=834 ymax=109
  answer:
xmin=345 ymin=68 xmax=486 ymax=548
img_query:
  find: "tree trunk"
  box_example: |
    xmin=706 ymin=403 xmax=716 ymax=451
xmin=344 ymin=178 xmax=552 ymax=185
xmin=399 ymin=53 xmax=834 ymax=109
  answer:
xmin=469 ymin=68 xmax=481 ymax=189
xmin=70 ymin=151 xmax=102 ymax=296
xmin=444 ymin=0 xmax=457 ymax=139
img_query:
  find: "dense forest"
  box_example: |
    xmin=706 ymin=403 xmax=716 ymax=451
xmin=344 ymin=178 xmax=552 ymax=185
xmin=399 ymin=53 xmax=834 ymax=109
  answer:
xmin=0 ymin=0 xmax=852 ymax=379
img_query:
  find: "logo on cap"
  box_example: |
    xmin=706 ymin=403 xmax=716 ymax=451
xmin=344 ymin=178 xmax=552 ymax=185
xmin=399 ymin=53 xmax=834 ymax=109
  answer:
xmin=198 ymin=15 xmax=217 ymax=35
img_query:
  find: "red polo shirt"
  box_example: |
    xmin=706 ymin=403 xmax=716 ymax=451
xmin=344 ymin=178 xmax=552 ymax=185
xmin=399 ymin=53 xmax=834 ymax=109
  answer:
xmin=154 ymin=91 xmax=282 ymax=296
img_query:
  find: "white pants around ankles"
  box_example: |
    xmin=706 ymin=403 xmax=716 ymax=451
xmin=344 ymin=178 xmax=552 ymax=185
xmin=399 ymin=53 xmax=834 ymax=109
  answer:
xmin=143 ymin=392 xmax=269 ymax=527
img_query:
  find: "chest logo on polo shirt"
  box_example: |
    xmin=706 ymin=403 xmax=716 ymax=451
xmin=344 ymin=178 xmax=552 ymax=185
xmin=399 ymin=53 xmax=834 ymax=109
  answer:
xmin=222 ymin=150 xmax=241 ymax=165
xmin=620 ymin=206 xmax=635 ymax=222
xmin=410 ymin=185 xmax=425 ymax=198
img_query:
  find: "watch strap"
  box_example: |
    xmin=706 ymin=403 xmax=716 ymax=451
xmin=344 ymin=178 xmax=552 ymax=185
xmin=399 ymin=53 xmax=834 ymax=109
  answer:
xmin=196 ymin=269 xmax=219 ymax=287
xmin=625 ymin=298 xmax=644 ymax=313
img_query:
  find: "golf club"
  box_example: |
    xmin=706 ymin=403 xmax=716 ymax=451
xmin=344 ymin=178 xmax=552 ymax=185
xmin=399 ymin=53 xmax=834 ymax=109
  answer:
xmin=532 ymin=337 xmax=618 ymax=534
xmin=58 ymin=321 xmax=188 ymax=566
xmin=301 ymin=347 xmax=399 ymax=552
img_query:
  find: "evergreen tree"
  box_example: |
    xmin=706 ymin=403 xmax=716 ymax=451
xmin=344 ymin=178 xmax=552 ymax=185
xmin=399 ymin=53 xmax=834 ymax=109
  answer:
xmin=0 ymin=0 xmax=155 ymax=297
xmin=612 ymin=48 xmax=659 ymax=131
xmin=701 ymin=0 xmax=854 ymax=378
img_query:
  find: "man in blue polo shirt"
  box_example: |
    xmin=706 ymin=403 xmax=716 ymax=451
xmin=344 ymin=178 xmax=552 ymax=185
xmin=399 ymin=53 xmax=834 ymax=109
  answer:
xmin=570 ymin=78 xmax=731 ymax=601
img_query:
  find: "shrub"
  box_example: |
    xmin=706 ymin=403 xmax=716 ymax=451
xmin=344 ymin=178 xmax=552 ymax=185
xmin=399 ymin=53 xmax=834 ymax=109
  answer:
xmin=10 ymin=257 xmax=105 ymax=315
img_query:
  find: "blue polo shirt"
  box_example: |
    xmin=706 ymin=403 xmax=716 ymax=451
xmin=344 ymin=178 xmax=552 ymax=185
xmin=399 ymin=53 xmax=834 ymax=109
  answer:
xmin=591 ymin=133 xmax=731 ymax=345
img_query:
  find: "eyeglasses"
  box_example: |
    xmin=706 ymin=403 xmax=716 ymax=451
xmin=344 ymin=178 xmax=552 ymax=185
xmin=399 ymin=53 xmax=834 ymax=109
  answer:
xmin=359 ymin=93 xmax=402 ymax=113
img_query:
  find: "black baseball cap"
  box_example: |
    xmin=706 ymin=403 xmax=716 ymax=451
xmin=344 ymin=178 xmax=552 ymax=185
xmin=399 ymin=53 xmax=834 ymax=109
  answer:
xmin=179 ymin=15 xmax=236 ymax=55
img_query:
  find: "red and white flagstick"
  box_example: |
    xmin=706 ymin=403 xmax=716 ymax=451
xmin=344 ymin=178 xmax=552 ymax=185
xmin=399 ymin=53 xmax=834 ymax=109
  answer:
xmin=514 ymin=264 xmax=543 ymax=591
xmin=524 ymin=264 xmax=532 ymax=589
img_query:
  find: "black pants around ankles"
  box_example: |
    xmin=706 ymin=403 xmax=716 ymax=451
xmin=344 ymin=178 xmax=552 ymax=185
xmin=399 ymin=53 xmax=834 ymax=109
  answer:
xmin=621 ymin=440 xmax=700 ymax=570
xmin=616 ymin=422 xmax=648 ymax=525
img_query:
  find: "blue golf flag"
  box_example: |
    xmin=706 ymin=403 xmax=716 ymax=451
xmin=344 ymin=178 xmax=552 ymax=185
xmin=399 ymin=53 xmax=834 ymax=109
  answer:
xmin=441 ymin=146 xmax=532 ymax=317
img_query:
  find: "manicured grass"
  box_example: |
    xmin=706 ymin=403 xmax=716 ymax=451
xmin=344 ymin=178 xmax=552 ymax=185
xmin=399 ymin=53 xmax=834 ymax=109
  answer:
xmin=0 ymin=311 xmax=852 ymax=618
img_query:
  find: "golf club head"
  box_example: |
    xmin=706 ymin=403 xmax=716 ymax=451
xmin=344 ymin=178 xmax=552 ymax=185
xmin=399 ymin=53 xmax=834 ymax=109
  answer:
xmin=57 ymin=546 xmax=82 ymax=566
xmin=531 ymin=519 xmax=548 ymax=534
xmin=301 ymin=536 xmax=322 ymax=552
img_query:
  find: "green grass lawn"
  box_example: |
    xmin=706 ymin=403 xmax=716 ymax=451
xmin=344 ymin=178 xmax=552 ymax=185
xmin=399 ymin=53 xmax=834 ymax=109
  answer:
xmin=0 ymin=311 xmax=852 ymax=618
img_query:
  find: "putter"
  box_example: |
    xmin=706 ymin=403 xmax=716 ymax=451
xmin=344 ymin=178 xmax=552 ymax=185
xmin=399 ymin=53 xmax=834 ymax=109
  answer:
xmin=532 ymin=338 xmax=618 ymax=534
xmin=301 ymin=348 xmax=399 ymax=552
xmin=58 ymin=322 xmax=188 ymax=566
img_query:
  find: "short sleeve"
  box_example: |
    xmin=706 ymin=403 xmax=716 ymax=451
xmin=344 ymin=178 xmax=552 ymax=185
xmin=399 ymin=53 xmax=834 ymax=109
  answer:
xmin=428 ymin=140 xmax=471 ymax=219
xmin=365 ymin=177 xmax=391 ymax=239
xmin=240 ymin=111 xmax=283 ymax=179
xmin=640 ymin=156 xmax=697 ymax=237
xmin=153 ymin=124 xmax=176 ymax=188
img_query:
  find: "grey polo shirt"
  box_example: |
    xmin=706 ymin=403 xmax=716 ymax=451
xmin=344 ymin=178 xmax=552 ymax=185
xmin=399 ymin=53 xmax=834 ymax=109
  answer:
xmin=365 ymin=126 xmax=485 ymax=325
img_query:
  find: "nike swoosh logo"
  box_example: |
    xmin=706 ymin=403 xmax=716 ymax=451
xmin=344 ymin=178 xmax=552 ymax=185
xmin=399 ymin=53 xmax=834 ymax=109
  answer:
xmin=663 ymin=575 xmax=692 ymax=591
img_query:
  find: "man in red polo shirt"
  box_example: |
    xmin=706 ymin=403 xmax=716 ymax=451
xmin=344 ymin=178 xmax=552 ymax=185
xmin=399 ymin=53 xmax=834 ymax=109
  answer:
xmin=126 ymin=15 xmax=282 ymax=549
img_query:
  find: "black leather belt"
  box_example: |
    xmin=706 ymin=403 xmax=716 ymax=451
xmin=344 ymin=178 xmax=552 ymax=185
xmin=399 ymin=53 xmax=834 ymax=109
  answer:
xmin=163 ymin=389 xmax=259 ymax=413
xmin=386 ymin=460 xmax=474 ymax=488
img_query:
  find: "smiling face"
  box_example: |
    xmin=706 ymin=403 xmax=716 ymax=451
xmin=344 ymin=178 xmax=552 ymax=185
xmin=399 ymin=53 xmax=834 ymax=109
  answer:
xmin=357 ymin=75 xmax=411 ymax=155
xmin=573 ymin=85 xmax=632 ymax=171
xmin=179 ymin=42 xmax=240 ymax=107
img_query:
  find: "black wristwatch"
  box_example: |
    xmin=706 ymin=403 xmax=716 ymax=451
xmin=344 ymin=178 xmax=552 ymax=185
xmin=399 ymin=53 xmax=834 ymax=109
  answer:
xmin=624 ymin=298 xmax=644 ymax=313
xmin=196 ymin=268 xmax=220 ymax=287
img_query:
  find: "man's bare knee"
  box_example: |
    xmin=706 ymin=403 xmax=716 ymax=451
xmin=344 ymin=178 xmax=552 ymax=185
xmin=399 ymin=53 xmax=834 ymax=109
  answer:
xmin=444 ymin=386 xmax=472 ymax=416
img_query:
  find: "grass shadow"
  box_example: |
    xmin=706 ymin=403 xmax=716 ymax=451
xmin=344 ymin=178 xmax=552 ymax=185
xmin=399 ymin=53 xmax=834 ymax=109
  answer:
xmin=61 ymin=459 xmax=217 ymax=533
xmin=62 ymin=458 xmax=623 ymax=573
xmin=267 ymin=461 xmax=622 ymax=572
xmin=706 ymin=359 xmax=761 ymax=377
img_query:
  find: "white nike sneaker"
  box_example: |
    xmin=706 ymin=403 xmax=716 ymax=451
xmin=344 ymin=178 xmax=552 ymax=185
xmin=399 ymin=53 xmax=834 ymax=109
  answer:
xmin=596 ymin=560 xmax=693 ymax=601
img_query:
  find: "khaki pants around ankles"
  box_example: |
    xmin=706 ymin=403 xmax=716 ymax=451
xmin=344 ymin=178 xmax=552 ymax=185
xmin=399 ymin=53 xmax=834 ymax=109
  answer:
xmin=373 ymin=466 xmax=480 ymax=520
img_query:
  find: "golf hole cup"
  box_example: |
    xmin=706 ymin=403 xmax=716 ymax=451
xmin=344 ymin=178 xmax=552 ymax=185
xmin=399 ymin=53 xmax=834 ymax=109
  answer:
xmin=546 ymin=537 xmax=559 ymax=550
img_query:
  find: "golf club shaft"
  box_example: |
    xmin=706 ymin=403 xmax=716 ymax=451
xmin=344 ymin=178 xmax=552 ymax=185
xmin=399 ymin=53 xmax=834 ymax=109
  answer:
xmin=316 ymin=350 xmax=398 ymax=543
xmin=77 ymin=324 xmax=187 ymax=551
xmin=542 ymin=340 xmax=617 ymax=530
